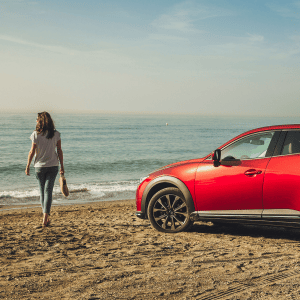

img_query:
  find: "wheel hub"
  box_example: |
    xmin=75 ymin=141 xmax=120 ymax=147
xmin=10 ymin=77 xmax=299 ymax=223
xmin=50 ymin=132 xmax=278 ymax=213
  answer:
xmin=167 ymin=209 xmax=174 ymax=216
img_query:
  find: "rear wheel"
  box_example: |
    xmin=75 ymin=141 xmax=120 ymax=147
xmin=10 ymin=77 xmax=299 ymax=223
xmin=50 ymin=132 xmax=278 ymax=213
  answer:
xmin=148 ymin=187 xmax=192 ymax=233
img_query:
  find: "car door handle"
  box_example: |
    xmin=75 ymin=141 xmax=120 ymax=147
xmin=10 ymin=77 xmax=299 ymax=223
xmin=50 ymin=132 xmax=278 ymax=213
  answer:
xmin=244 ymin=169 xmax=262 ymax=176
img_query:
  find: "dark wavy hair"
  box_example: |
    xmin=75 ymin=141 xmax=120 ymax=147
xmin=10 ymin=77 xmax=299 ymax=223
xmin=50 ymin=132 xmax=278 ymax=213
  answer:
xmin=36 ymin=112 xmax=56 ymax=139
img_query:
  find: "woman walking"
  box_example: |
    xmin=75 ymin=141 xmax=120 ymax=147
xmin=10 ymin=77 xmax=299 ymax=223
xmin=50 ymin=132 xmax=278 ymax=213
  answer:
xmin=25 ymin=112 xmax=64 ymax=227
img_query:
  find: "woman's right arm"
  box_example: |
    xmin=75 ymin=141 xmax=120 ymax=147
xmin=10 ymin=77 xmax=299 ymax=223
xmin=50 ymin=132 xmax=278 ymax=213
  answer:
xmin=25 ymin=142 xmax=37 ymax=175
xmin=57 ymin=139 xmax=64 ymax=175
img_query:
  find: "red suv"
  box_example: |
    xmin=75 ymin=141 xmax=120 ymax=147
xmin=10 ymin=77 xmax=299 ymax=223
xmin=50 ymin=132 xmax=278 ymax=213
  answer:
xmin=136 ymin=125 xmax=300 ymax=233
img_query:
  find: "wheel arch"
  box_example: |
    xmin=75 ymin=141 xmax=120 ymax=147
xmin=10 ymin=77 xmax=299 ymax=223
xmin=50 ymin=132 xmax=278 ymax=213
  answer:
xmin=141 ymin=176 xmax=195 ymax=218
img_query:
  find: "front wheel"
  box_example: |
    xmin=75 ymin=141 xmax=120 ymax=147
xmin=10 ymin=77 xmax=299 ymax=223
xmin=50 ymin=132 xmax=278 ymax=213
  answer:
xmin=148 ymin=187 xmax=192 ymax=233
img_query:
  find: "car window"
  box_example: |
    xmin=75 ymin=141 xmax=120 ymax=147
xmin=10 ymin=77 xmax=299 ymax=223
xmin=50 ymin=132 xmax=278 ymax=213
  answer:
xmin=281 ymin=131 xmax=300 ymax=155
xmin=221 ymin=131 xmax=275 ymax=160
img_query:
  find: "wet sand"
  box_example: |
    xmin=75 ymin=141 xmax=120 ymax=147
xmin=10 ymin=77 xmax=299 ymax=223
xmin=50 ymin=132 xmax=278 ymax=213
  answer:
xmin=1 ymin=199 xmax=300 ymax=299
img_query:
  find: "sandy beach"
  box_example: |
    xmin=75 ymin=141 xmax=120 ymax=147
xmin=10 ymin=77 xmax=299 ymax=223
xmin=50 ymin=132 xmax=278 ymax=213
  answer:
xmin=1 ymin=200 xmax=300 ymax=300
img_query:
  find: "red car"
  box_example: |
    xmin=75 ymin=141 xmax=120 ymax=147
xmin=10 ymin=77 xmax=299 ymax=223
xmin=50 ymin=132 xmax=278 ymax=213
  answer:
xmin=136 ymin=124 xmax=300 ymax=233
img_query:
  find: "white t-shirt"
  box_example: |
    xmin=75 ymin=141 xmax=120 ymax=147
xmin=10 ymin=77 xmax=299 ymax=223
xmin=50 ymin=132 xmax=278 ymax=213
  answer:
xmin=30 ymin=131 xmax=61 ymax=167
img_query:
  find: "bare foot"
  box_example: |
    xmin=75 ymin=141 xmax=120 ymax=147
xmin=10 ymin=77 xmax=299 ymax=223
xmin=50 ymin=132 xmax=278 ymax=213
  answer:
xmin=42 ymin=213 xmax=50 ymax=227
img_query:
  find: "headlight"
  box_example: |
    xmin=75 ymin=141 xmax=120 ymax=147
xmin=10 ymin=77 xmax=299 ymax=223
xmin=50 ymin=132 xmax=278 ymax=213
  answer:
xmin=139 ymin=176 xmax=149 ymax=183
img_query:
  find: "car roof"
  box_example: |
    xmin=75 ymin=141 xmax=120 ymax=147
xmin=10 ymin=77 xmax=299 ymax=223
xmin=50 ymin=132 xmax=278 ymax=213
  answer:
xmin=219 ymin=124 xmax=300 ymax=150
xmin=239 ymin=124 xmax=300 ymax=136
xmin=250 ymin=124 xmax=300 ymax=131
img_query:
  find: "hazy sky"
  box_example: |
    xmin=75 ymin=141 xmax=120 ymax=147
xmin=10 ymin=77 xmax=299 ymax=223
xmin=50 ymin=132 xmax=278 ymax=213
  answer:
xmin=1 ymin=0 xmax=299 ymax=115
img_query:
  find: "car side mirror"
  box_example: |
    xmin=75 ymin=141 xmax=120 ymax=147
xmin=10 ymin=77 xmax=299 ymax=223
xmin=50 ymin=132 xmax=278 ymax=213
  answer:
xmin=212 ymin=149 xmax=221 ymax=167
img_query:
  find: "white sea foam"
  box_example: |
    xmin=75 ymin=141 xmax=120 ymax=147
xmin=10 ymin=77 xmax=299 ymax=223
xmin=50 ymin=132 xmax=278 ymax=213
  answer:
xmin=0 ymin=180 xmax=139 ymax=200
xmin=0 ymin=188 xmax=40 ymax=199
xmin=87 ymin=180 xmax=139 ymax=195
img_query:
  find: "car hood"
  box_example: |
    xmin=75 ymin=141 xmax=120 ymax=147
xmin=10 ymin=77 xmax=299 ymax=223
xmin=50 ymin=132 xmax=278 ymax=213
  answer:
xmin=152 ymin=158 xmax=205 ymax=173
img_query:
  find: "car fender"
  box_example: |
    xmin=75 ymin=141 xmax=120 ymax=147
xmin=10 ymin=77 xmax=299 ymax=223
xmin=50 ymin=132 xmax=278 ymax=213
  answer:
xmin=141 ymin=175 xmax=195 ymax=216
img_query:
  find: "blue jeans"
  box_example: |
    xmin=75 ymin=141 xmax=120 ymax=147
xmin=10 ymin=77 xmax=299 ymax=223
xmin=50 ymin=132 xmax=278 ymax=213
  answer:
xmin=35 ymin=166 xmax=58 ymax=214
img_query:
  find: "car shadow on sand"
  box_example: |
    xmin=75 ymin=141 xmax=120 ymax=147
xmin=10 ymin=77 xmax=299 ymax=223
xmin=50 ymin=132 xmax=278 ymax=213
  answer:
xmin=190 ymin=221 xmax=300 ymax=241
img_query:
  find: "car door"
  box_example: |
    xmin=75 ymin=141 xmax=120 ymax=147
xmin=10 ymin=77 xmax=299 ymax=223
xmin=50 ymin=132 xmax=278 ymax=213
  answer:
xmin=263 ymin=130 xmax=300 ymax=218
xmin=194 ymin=131 xmax=279 ymax=214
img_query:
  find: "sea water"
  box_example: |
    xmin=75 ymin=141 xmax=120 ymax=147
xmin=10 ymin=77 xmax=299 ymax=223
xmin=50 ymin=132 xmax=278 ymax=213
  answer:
xmin=1 ymin=113 xmax=299 ymax=207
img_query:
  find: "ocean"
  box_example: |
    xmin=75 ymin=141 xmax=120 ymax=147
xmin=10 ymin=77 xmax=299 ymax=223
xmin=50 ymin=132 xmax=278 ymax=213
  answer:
xmin=1 ymin=113 xmax=299 ymax=208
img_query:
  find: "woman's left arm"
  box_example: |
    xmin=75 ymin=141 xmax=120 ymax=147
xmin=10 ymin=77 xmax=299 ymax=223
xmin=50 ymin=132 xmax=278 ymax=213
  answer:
xmin=25 ymin=142 xmax=37 ymax=176
xmin=56 ymin=139 xmax=64 ymax=175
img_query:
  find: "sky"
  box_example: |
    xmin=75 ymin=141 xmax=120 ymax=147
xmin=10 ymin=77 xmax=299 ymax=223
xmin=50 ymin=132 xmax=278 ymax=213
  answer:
xmin=0 ymin=0 xmax=299 ymax=116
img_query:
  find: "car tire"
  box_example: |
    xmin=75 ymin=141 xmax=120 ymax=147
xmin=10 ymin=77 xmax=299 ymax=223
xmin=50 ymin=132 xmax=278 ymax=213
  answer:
xmin=148 ymin=187 xmax=192 ymax=233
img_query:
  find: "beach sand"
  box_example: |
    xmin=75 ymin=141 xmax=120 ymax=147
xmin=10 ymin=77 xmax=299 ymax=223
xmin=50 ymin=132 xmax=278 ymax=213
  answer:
xmin=1 ymin=200 xmax=300 ymax=300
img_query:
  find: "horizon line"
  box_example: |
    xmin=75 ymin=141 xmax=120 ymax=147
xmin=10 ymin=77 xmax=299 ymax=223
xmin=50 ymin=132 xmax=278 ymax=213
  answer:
xmin=1 ymin=109 xmax=300 ymax=118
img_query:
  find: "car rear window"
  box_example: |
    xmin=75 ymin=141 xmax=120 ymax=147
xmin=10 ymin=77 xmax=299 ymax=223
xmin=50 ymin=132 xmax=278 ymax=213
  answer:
xmin=281 ymin=131 xmax=300 ymax=155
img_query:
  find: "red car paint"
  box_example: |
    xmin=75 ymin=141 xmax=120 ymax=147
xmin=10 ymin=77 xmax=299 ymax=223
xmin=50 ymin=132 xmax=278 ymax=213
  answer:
xmin=194 ymin=157 xmax=270 ymax=211
xmin=263 ymin=154 xmax=300 ymax=212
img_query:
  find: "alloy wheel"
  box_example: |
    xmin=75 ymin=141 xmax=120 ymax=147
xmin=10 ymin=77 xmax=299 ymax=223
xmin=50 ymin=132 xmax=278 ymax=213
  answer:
xmin=148 ymin=187 xmax=191 ymax=233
